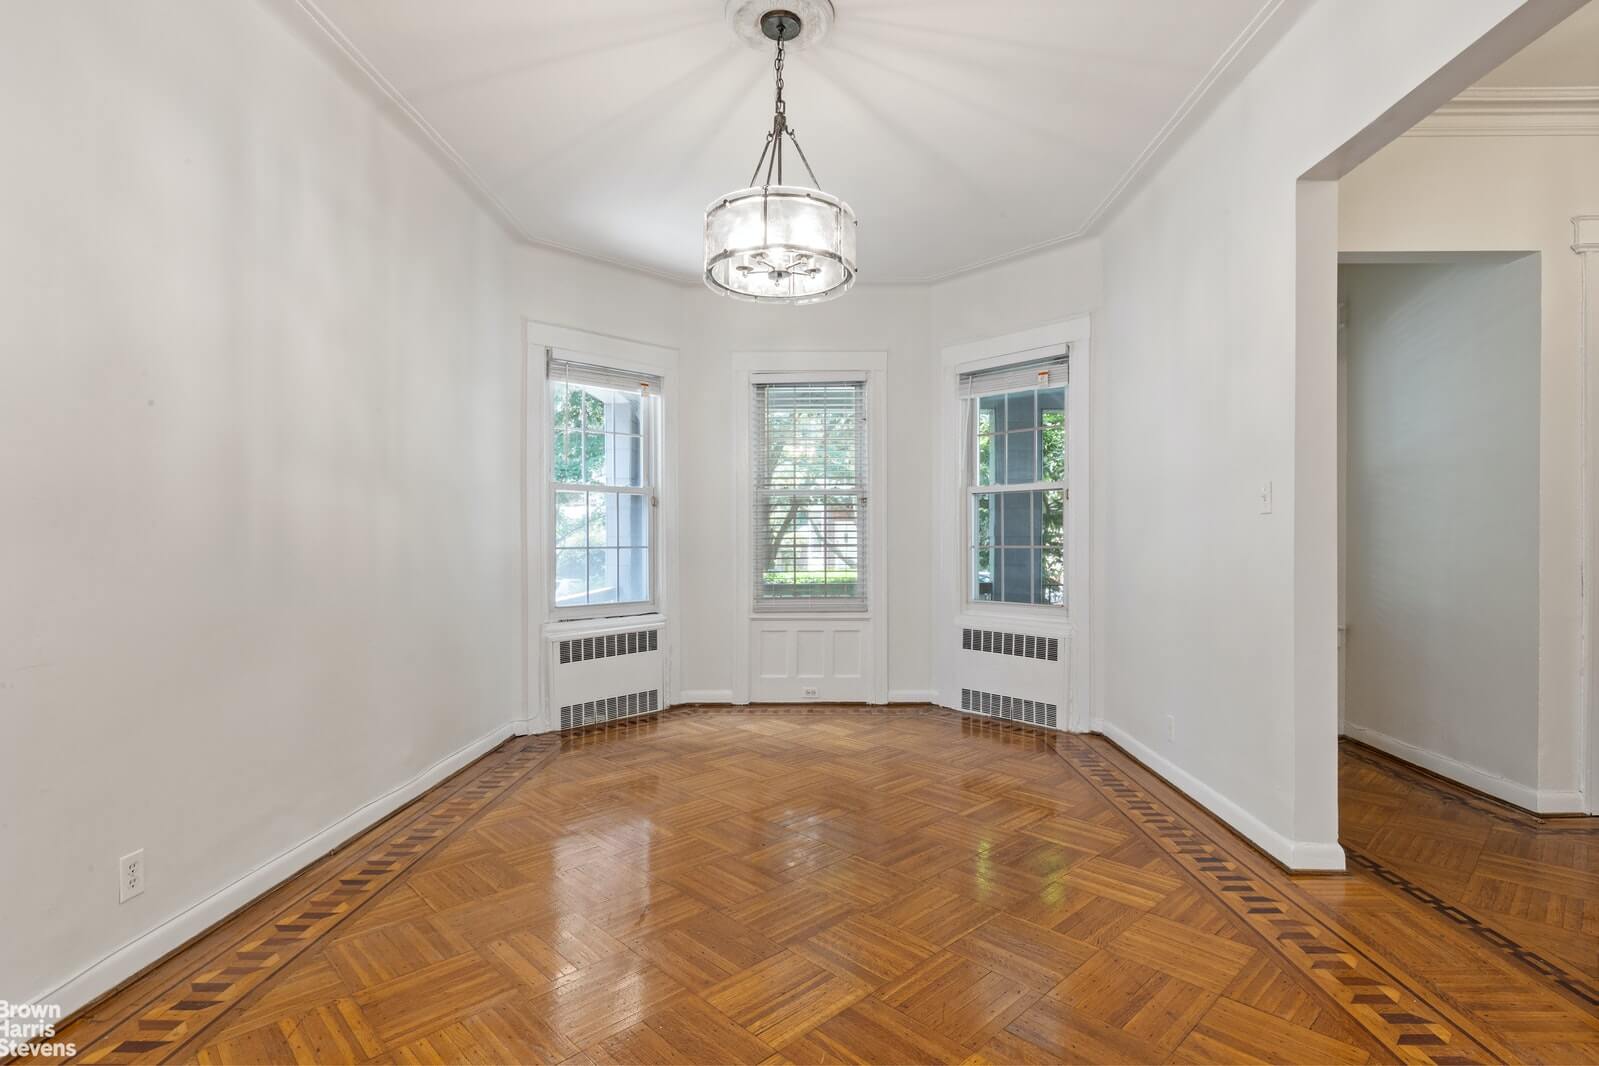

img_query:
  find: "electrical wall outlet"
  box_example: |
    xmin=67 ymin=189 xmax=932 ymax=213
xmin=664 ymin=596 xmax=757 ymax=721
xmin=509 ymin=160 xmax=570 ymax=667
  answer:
xmin=1166 ymin=715 xmax=1175 ymax=742
xmin=1258 ymin=480 xmax=1273 ymax=515
xmin=119 ymin=849 xmax=145 ymax=903
xmin=802 ymin=686 xmax=819 ymax=698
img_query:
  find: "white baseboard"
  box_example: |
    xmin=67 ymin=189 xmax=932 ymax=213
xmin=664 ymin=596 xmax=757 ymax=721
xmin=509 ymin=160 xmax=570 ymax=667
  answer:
xmin=1343 ymin=722 xmax=1580 ymax=813
xmin=1291 ymin=841 xmax=1350 ymax=869
xmin=32 ymin=721 xmax=514 ymax=1017
xmin=1538 ymin=789 xmax=1586 ymax=812
xmin=1096 ymin=721 xmax=1345 ymax=872
xmin=888 ymin=689 xmax=938 ymax=703
xmin=677 ymin=689 xmax=734 ymax=704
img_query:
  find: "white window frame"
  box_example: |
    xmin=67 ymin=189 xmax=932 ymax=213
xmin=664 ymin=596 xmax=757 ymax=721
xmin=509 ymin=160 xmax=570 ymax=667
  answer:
xmin=546 ymin=354 xmax=661 ymax=621
xmin=751 ymin=375 xmax=870 ymax=613
xmin=730 ymin=352 xmax=889 ymax=706
xmin=962 ymin=362 xmax=1069 ymax=611
xmin=935 ymin=318 xmax=1092 ymax=730
xmin=523 ymin=322 xmax=680 ymax=734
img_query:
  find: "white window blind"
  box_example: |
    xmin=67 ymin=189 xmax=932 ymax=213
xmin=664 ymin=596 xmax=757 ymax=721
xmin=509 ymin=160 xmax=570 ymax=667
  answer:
xmin=548 ymin=354 xmax=663 ymax=395
xmin=957 ymin=350 xmax=1067 ymax=397
xmin=751 ymin=379 xmax=868 ymax=612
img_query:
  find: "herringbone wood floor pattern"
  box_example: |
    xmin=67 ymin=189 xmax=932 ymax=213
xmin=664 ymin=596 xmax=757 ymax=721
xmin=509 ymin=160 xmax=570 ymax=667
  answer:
xmin=44 ymin=709 xmax=1599 ymax=1065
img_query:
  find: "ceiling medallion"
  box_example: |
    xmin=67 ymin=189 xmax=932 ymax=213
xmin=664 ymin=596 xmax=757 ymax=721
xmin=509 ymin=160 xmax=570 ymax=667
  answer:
xmin=705 ymin=2 xmax=858 ymax=305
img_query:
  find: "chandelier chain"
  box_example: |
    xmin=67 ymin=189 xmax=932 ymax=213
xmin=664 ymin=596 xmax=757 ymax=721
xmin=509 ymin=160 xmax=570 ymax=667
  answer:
xmin=774 ymin=38 xmax=786 ymax=116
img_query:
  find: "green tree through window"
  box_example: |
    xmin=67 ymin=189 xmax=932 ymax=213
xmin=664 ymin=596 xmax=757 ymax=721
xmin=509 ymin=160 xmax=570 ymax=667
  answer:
xmin=970 ymin=380 xmax=1066 ymax=607
xmin=551 ymin=371 xmax=653 ymax=611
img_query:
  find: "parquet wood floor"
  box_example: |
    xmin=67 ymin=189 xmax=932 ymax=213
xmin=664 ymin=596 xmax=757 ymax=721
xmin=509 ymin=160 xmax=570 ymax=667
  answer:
xmin=41 ymin=709 xmax=1599 ymax=1065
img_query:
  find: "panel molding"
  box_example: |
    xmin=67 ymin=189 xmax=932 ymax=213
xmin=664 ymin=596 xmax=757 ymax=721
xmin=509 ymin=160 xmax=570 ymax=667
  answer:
xmin=730 ymin=352 xmax=890 ymax=706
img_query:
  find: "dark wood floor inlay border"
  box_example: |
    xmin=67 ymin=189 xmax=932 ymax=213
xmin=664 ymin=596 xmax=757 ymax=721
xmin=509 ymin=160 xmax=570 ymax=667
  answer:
xmin=1055 ymin=735 xmax=1494 ymax=1065
xmin=50 ymin=708 xmax=1598 ymax=1065
xmin=71 ymin=735 xmax=559 ymax=1065
xmin=1347 ymin=850 xmax=1599 ymax=1011
xmin=1340 ymin=741 xmax=1599 ymax=836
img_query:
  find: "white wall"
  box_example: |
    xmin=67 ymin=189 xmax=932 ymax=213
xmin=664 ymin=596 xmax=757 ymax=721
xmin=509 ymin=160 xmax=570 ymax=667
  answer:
xmin=673 ymin=286 xmax=933 ymax=702
xmin=10 ymin=0 xmax=1575 ymax=1018
xmin=1340 ymin=133 xmax=1599 ymax=810
xmin=927 ymin=243 xmax=1105 ymax=727
xmin=1093 ymin=0 xmax=1562 ymax=869
xmin=929 ymin=241 xmax=1104 ymax=349
xmin=0 ymin=1 xmax=528 ymax=1010
xmin=1339 ymin=258 xmax=1542 ymax=802
xmin=0 ymin=0 xmax=707 ymax=1013
xmin=661 ymin=240 xmax=1105 ymax=706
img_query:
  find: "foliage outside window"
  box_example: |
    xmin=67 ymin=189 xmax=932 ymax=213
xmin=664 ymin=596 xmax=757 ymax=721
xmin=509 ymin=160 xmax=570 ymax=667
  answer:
xmin=969 ymin=378 xmax=1066 ymax=607
xmin=753 ymin=381 xmax=868 ymax=610
xmin=552 ymin=374 xmax=654 ymax=611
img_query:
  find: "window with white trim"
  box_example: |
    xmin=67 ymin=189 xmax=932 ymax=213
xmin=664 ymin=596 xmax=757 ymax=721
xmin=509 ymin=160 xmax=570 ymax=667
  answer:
xmin=549 ymin=353 xmax=659 ymax=614
xmin=752 ymin=378 xmax=868 ymax=611
xmin=961 ymin=353 xmax=1067 ymax=608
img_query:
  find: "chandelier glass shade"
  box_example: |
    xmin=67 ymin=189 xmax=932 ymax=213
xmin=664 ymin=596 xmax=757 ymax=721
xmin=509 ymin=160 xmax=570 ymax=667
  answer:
xmin=704 ymin=185 xmax=857 ymax=303
xmin=704 ymin=11 xmax=857 ymax=304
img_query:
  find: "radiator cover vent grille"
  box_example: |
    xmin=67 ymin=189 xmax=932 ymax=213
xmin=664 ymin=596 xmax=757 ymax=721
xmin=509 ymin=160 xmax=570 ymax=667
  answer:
xmin=960 ymin=688 xmax=1058 ymax=730
xmin=961 ymin=627 xmax=1058 ymax=662
xmin=560 ymin=688 xmax=661 ymax=730
xmin=558 ymin=627 xmax=659 ymax=665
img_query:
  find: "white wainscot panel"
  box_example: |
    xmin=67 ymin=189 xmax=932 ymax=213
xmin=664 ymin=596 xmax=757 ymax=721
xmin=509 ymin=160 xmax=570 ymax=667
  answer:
xmin=750 ymin=619 xmax=873 ymax=701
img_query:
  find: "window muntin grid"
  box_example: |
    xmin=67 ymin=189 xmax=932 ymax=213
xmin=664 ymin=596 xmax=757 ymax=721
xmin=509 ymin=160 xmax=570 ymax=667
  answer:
xmin=968 ymin=384 xmax=1066 ymax=608
xmin=552 ymin=380 xmax=654 ymax=610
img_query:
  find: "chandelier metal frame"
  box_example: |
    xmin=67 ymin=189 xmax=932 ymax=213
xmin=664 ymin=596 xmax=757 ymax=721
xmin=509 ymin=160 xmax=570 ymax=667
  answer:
xmin=703 ymin=8 xmax=858 ymax=305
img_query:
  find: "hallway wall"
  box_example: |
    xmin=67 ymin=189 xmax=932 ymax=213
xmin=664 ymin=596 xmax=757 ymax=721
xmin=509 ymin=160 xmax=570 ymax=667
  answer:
xmin=1094 ymin=0 xmax=1559 ymax=868
xmin=1340 ymin=131 xmax=1599 ymax=810
xmin=1339 ymin=258 xmax=1541 ymax=802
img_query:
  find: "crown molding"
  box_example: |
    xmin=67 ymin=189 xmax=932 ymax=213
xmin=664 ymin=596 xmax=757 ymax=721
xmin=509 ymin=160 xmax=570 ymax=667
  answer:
xmin=287 ymin=0 xmax=1299 ymax=289
xmin=1405 ymin=85 xmax=1599 ymax=137
xmin=1072 ymin=0 xmax=1302 ymax=240
xmin=287 ymin=0 xmax=696 ymax=288
xmin=889 ymin=0 xmax=1302 ymax=284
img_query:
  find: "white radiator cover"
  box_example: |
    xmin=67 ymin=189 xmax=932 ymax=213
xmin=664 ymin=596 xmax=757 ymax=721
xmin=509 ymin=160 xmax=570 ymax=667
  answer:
xmin=546 ymin=621 xmax=666 ymax=729
xmin=952 ymin=624 xmax=1070 ymax=730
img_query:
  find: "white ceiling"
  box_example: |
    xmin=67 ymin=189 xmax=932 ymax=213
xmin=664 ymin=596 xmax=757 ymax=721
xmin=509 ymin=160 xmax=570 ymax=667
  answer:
xmin=310 ymin=0 xmax=1279 ymax=283
xmin=1478 ymin=0 xmax=1599 ymax=87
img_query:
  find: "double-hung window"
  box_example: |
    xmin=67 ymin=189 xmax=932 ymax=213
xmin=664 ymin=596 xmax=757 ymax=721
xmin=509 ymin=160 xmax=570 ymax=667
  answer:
xmin=752 ymin=378 xmax=868 ymax=611
xmin=961 ymin=353 xmax=1067 ymax=608
xmin=550 ymin=353 xmax=659 ymax=615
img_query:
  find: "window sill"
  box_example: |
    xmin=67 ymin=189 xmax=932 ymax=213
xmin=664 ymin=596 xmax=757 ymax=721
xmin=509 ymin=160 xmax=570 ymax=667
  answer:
xmin=542 ymin=611 xmax=665 ymax=639
xmin=957 ymin=605 xmax=1072 ymax=633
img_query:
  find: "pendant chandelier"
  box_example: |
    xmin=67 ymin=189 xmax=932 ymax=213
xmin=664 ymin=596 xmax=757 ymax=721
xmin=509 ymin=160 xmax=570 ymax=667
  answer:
xmin=704 ymin=5 xmax=858 ymax=305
